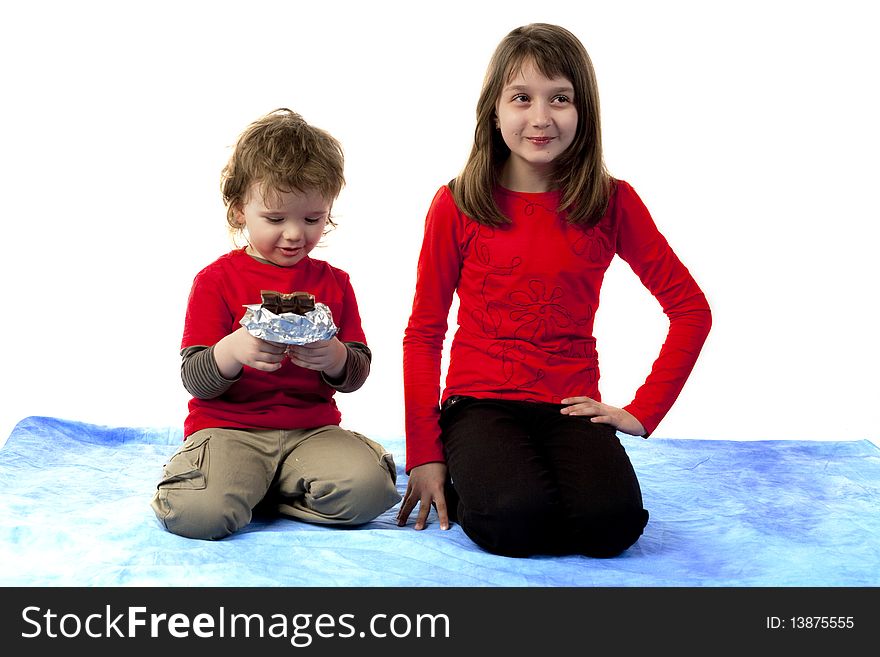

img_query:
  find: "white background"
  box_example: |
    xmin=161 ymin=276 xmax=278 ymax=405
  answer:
xmin=1 ymin=0 xmax=877 ymax=448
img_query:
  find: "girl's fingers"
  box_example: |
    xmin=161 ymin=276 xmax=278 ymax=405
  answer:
xmin=563 ymin=405 xmax=597 ymax=416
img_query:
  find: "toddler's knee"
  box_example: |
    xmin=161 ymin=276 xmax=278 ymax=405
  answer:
xmin=305 ymin=464 xmax=400 ymax=525
xmin=318 ymin=468 xmax=400 ymax=526
xmin=151 ymin=489 xmax=250 ymax=540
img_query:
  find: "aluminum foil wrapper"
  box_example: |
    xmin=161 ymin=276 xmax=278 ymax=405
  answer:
xmin=239 ymin=303 xmax=338 ymax=345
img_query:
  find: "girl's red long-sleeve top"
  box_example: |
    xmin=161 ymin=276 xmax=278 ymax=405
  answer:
xmin=402 ymin=180 xmax=712 ymax=472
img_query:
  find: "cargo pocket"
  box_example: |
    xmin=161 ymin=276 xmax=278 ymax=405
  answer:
xmin=349 ymin=431 xmax=398 ymax=485
xmin=157 ymin=430 xmax=210 ymax=490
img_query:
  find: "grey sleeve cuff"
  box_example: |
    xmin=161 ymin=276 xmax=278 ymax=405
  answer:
xmin=180 ymin=345 xmax=240 ymax=399
xmin=322 ymin=341 xmax=372 ymax=393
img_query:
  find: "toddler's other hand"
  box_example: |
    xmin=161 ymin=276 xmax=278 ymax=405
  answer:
xmin=287 ymin=338 xmax=347 ymax=378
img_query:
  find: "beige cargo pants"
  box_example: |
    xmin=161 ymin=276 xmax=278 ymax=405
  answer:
xmin=151 ymin=425 xmax=400 ymax=540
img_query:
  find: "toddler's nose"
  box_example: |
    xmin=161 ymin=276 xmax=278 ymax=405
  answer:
xmin=282 ymin=225 xmax=303 ymax=242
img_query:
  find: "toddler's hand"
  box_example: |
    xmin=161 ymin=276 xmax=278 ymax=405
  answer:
xmin=214 ymin=327 xmax=287 ymax=377
xmin=560 ymin=396 xmax=646 ymax=436
xmin=287 ymin=338 xmax=347 ymax=378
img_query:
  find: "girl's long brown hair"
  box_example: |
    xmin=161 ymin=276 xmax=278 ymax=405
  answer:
xmin=451 ymin=23 xmax=612 ymax=227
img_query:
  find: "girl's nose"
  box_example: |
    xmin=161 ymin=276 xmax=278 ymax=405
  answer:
xmin=530 ymin=102 xmax=551 ymax=128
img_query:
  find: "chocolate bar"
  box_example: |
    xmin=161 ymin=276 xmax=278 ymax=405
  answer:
xmin=260 ymin=290 xmax=316 ymax=315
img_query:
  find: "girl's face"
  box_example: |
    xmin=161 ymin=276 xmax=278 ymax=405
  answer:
xmin=234 ymin=182 xmax=330 ymax=267
xmin=495 ymin=58 xmax=578 ymax=191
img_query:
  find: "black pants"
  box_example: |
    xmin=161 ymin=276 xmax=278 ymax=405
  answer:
xmin=440 ymin=397 xmax=649 ymax=558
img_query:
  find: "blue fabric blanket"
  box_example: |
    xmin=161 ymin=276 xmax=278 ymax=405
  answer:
xmin=1 ymin=416 xmax=878 ymax=586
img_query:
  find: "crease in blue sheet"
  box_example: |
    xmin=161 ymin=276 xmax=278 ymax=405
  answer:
xmin=1 ymin=416 xmax=878 ymax=587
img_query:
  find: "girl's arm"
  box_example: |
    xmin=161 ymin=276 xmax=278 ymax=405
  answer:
xmin=612 ymin=181 xmax=712 ymax=436
xmin=402 ymin=186 xmax=466 ymax=472
xmin=398 ymin=187 xmax=465 ymax=530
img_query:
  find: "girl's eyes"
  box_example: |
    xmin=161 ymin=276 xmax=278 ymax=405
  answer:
xmin=510 ymin=94 xmax=572 ymax=104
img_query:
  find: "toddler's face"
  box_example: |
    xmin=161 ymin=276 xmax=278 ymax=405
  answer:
xmin=495 ymin=58 xmax=578 ymax=188
xmin=235 ymin=183 xmax=331 ymax=267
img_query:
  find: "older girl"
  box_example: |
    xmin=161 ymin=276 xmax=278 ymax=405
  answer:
xmin=398 ymin=24 xmax=711 ymax=557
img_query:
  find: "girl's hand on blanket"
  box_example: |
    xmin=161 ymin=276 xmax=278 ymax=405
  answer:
xmin=560 ymin=396 xmax=646 ymax=436
xmin=397 ymin=462 xmax=450 ymax=531
xmin=287 ymin=338 xmax=347 ymax=379
xmin=213 ymin=327 xmax=288 ymax=377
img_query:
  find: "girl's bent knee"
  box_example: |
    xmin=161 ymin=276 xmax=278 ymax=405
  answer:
xmin=458 ymin=501 xmax=554 ymax=557
xmin=575 ymin=508 xmax=650 ymax=558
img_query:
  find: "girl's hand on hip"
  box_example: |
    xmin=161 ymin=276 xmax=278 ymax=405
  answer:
xmin=560 ymin=396 xmax=646 ymax=436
